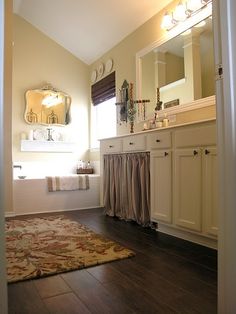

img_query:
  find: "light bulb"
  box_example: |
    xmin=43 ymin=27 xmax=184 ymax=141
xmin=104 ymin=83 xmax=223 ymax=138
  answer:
xmin=161 ymin=12 xmax=174 ymax=30
xmin=187 ymin=0 xmax=203 ymax=12
xmin=173 ymin=2 xmax=187 ymax=22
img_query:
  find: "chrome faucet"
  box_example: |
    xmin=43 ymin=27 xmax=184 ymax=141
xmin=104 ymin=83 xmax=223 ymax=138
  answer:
xmin=13 ymin=165 xmax=22 ymax=170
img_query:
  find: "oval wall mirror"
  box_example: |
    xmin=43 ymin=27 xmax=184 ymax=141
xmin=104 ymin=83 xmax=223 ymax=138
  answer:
xmin=24 ymin=85 xmax=71 ymax=126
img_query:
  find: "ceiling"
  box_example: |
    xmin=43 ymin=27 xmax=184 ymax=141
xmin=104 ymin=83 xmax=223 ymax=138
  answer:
xmin=13 ymin=0 xmax=172 ymax=65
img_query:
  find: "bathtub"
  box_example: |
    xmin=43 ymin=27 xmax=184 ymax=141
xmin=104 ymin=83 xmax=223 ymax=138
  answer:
xmin=13 ymin=174 xmax=101 ymax=215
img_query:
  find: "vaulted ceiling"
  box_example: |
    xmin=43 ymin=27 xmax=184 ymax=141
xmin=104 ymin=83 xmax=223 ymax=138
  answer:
xmin=13 ymin=0 xmax=172 ymax=65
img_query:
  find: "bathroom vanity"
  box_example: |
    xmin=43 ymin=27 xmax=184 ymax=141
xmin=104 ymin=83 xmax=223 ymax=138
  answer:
xmin=100 ymin=118 xmax=218 ymax=248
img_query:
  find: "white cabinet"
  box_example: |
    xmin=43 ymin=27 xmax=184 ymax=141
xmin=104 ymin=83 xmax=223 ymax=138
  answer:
xmin=151 ymin=150 xmax=172 ymax=223
xmin=100 ymin=120 xmax=218 ymax=245
xmin=100 ymin=138 xmax=122 ymax=154
xmin=123 ymin=134 xmax=146 ymax=152
xmin=173 ymin=148 xmax=202 ymax=231
xmin=203 ymin=147 xmax=218 ymax=236
xmin=147 ymin=131 xmax=171 ymax=150
xmin=173 ymin=124 xmax=218 ymax=236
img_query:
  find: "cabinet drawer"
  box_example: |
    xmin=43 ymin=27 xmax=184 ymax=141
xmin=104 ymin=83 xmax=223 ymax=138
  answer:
xmin=174 ymin=124 xmax=216 ymax=148
xmin=100 ymin=138 xmax=122 ymax=154
xmin=123 ymin=134 xmax=146 ymax=152
xmin=147 ymin=131 xmax=171 ymax=149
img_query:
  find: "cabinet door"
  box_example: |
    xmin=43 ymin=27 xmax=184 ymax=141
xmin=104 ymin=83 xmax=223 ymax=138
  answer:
xmin=174 ymin=148 xmax=202 ymax=231
xmin=203 ymin=147 xmax=218 ymax=236
xmin=151 ymin=150 xmax=172 ymax=223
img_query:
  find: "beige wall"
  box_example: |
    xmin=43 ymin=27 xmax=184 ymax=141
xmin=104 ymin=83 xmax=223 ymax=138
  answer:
xmin=12 ymin=15 xmax=90 ymax=165
xmin=201 ymin=31 xmax=215 ymax=98
xmin=89 ymin=0 xmax=216 ymax=163
xmin=89 ymin=2 xmax=166 ymax=139
xmin=89 ymin=0 xmax=215 ymax=142
xmin=4 ymin=0 xmax=13 ymax=213
xmin=166 ymin=52 xmax=184 ymax=85
xmin=141 ymin=51 xmax=155 ymax=105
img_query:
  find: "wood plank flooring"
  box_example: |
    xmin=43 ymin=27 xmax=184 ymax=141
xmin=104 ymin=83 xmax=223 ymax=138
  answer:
xmin=7 ymin=208 xmax=217 ymax=314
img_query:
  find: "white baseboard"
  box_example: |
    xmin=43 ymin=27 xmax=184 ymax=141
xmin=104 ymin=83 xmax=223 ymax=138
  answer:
xmin=5 ymin=206 xmax=103 ymax=217
xmin=157 ymin=223 xmax=217 ymax=249
xmin=5 ymin=212 xmax=16 ymax=218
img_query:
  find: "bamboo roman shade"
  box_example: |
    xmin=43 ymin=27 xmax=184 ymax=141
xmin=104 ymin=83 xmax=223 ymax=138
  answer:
xmin=91 ymin=71 xmax=115 ymax=106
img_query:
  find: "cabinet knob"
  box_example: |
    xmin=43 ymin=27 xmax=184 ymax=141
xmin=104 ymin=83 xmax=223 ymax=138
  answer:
xmin=205 ymin=149 xmax=210 ymax=155
xmin=164 ymin=152 xmax=168 ymax=156
xmin=156 ymin=139 xmax=161 ymax=142
xmin=109 ymin=145 xmax=114 ymax=148
xmin=129 ymin=142 xmax=134 ymax=145
xmin=193 ymin=150 xmax=198 ymax=155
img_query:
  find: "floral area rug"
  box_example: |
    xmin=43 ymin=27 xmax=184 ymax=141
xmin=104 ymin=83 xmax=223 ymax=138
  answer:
xmin=6 ymin=215 xmax=135 ymax=283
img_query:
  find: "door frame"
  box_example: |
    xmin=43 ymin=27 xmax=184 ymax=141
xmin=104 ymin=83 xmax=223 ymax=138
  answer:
xmin=0 ymin=0 xmax=8 ymax=313
xmin=213 ymin=0 xmax=236 ymax=312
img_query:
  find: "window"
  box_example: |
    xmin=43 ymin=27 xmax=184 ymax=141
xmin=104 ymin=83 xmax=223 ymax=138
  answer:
xmin=90 ymin=97 xmax=116 ymax=149
xmin=90 ymin=71 xmax=116 ymax=149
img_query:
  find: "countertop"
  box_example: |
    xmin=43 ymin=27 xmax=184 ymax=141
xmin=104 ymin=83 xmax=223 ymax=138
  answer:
xmin=99 ymin=118 xmax=216 ymax=141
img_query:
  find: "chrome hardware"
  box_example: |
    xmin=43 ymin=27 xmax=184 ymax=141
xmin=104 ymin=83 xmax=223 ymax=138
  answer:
xmin=215 ymin=63 xmax=223 ymax=81
xmin=13 ymin=165 xmax=22 ymax=170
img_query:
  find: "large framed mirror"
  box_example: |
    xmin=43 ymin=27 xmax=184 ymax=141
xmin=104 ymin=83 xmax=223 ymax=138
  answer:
xmin=136 ymin=3 xmax=214 ymax=119
xmin=24 ymin=85 xmax=71 ymax=126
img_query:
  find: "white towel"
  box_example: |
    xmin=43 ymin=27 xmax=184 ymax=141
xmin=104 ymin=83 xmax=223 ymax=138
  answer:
xmin=47 ymin=175 xmax=89 ymax=192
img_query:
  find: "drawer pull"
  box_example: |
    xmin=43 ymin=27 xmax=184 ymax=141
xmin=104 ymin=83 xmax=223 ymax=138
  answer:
xmin=155 ymin=139 xmax=161 ymax=143
xmin=193 ymin=150 xmax=198 ymax=155
xmin=109 ymin=145 xmax=114 ymax=148
xmin=164 ymin=152 xmax=168 ymax=156
xmin=129 ymin=142 xmax=134 ymax=145
xmin=205 ymin=149 xmax=210 ymax=155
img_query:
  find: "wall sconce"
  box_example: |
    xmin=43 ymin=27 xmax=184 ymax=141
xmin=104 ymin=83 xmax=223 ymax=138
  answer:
xmin=161 ymin=0 xmax=212 ymax=31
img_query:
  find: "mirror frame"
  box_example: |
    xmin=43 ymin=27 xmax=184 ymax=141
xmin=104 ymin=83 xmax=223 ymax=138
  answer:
xmin=135 ymin=4 xmax=214 ymax=119
xmin=24 ymin=85 xmax=71 ymax=126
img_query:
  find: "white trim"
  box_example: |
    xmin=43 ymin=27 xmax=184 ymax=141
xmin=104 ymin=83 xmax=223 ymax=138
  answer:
xmin=100 ymin=118 xmax=216 ymax=141
xmin=5 ymin=211 xmax=16 ymax=217
xmin=149 ymin=95 xmax=215 ymax=119
xmin=6 ymin=206 xmax=103 ymax=217
xmin=20 ymin=140 xmax=76 ymax=152
xmin=136 ymin=5 xmax=212 ymax=60
xmin=160 ymin=78 xmax=186 ymax=92
xmin=214 ymin=0 xmax=236 ymax=312
xmin=0 ymin=0 xmax=8 ymax=312
xmin=157 ymin=223 xmax=217 ymax=249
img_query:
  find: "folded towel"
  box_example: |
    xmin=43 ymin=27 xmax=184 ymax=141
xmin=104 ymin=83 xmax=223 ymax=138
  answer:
xmin=47 ymin=175 xmax=89 ymax=192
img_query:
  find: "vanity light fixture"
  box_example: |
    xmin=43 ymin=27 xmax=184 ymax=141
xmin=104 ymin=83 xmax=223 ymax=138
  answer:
xmin=161 ymin=12 xmax=176 ymax=30
xmin=173 ymin=1 xmax=186 ymax=22
xmin=187 ymin=0 xmax=207 ymax=12
xmin=161 ymin=0 xmax=212 ymax=31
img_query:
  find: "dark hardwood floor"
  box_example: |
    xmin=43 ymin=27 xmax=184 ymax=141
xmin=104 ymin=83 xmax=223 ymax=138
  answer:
xmin=8 ymin=208 xmax=217 ymax=314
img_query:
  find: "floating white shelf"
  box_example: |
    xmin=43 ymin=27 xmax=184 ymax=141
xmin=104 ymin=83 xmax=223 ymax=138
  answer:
xmin=20 ymin=140 xmax=76 ymax=153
